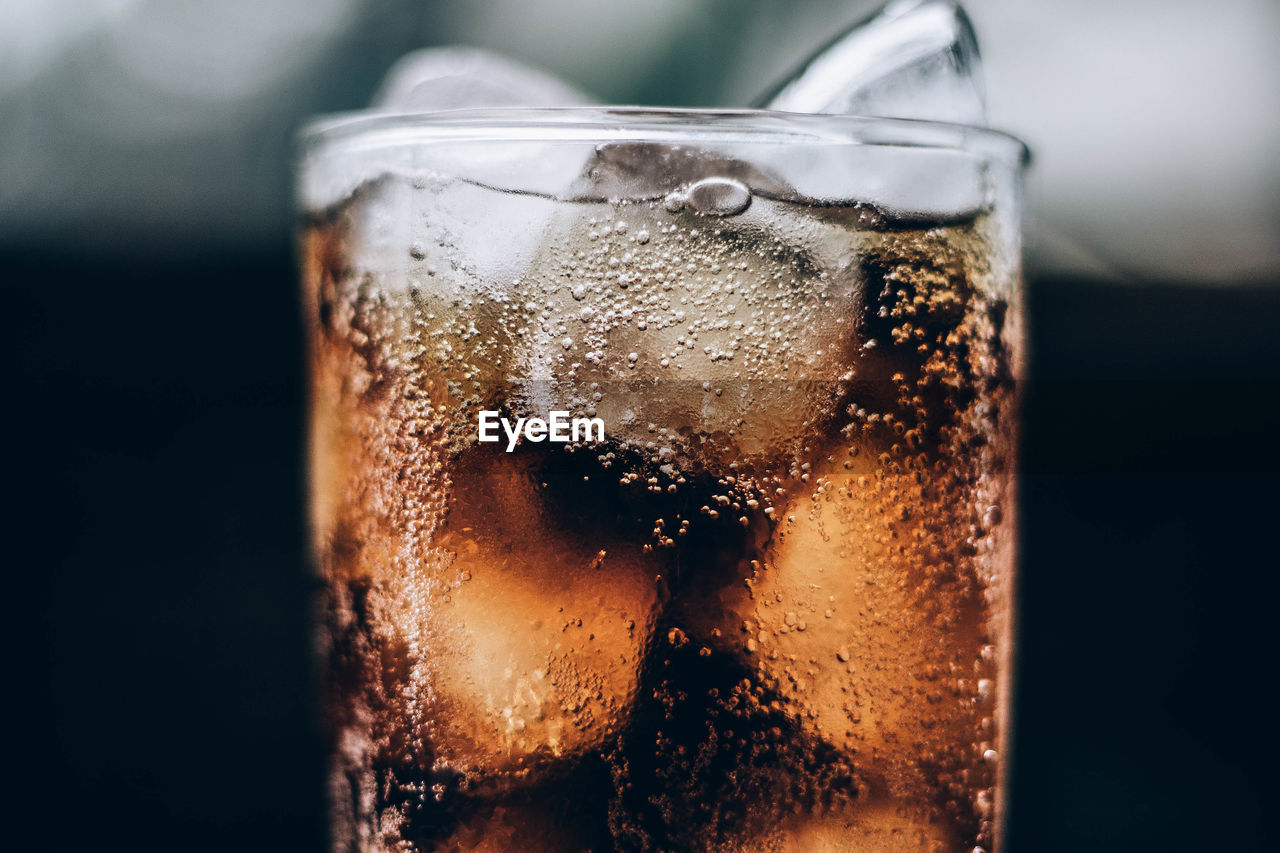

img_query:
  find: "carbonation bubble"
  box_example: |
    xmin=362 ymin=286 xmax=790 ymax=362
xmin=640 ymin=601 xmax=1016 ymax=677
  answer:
xmin=686 ymin=177 xmax=752 ymax=216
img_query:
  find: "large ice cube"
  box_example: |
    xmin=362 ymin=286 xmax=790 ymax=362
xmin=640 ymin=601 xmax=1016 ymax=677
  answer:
xmin=374 ymin=46 xmax=593 ymax=111
xmin=341 ymin=49 xmax=600 ymax=323
xmin=496 ymin=127 xmax=983 ymax=472
xmin=568 ymin=135 xmax=983 ymax=220
xmin=419 ymin=448 xmax=662 ymax=782
xmin=676 ymin=444 xmax=995 ymax=806
xmin=761 ymin=0 xmax=986 ymax=126
xmin=497 ymin=189 xmax=867 ymax=475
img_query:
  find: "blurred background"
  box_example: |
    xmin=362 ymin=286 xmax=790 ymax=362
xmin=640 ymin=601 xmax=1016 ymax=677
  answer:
xmin=8 ymin=1 xmax=1278 ymax=850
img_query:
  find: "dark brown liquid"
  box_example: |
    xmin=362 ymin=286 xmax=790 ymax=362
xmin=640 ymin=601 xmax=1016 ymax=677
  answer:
xmin=304 ymin=175 xmax=1018 ymax=851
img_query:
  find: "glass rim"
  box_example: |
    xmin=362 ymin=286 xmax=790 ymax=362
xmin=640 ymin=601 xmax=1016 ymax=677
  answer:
xmin=299 ymin=106 xmax=1030 ymax=164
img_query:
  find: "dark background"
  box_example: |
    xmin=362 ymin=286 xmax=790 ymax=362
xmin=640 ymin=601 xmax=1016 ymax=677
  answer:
xmin=8 ymin=1 xmax=1280 ymax=850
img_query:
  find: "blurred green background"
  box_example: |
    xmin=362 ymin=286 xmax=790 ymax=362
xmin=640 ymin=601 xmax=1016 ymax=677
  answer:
xmin=3 ymin=0 xmax=1278 ymax=282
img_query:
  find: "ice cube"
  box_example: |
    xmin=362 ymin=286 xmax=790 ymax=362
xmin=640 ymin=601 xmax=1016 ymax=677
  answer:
xmin=569 ymin=142 xmax=791 ymax=203
xmin=341 ymin=49 xmax=601 ymax=314
xmin=571 ymin=125 xmax=984 ymax=224
xmin=500 ymin=129 xmax=982 ymax=470
xmin=751 ymin=141 xmax=986 ymax=221
xmin=425 ymin=448 xmax=662 ymax=781
xmin=498 ymin=189 xmax=866 ymax=474
xmin=374 ymin=46 xmax=593 ymax=111
xmin=761 ymin=0 xmax=987 ymax=126
xmin=676 ymin=445 xmax=992 ymax=800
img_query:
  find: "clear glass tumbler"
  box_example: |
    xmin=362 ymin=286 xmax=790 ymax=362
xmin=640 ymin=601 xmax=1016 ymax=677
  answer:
xmin=299 ymin=108 xmax=1026 ymax=852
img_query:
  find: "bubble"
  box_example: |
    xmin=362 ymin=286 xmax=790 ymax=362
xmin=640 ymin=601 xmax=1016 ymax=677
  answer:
xmin=686 ymin=177 xmax=752 ymax=216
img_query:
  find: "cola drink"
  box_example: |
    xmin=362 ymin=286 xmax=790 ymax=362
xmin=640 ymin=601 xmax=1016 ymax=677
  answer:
xmin=301 ymin=109 xmax=1024 ymax=851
